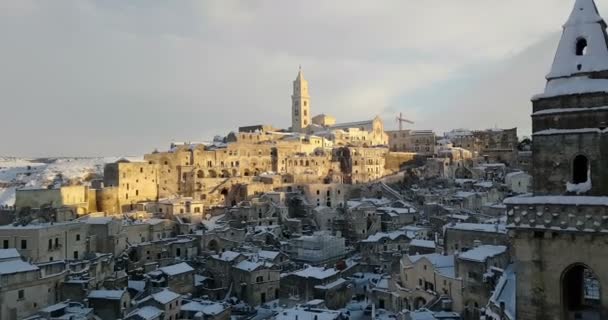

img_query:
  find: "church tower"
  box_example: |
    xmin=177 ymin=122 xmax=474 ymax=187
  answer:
xmin=291 ymin=67 xmax=311 ymax=133
xmin=506 ymin=0 xmax=608 ymax=319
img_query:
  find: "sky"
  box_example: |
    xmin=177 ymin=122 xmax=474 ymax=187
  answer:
xmin=0 ymin=0 xmax=598 ymax=157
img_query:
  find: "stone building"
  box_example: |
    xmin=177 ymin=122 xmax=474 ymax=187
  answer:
xmin=0 ymin=252 xmax=67 ymax=320
xmin=285 ymin=232 xmax=347 ymax=265
xmin=232 ymin=259 xmax=281 ymax=306
xmin=359 ymin=230 xmax=411 ymax=273
xmin=396 ymin=253 xmax=464 ymax=313
xmin=443 ymin=223 xmax=508 ymax=255
xmin=15 ymin=185 xmax=95 ymax=215
xmin=505 ymin=1 xmax=608 ymax=319
xmin=456 ymin=245 xmax=509 ymax=319
xmin=136 ymin=289 xmax=182 ymax=320
xmin=87 ymin=289 xmax=130 ymax=320
xmin=101 ymin=159 xmax=160 ymax=213
xmin=387 ymin=129 xmax=436 ymax=155
xmin=147 ymin=262 xmax=195 ymax=294
xmin=0 ymin=221 xmax=90 ymax=262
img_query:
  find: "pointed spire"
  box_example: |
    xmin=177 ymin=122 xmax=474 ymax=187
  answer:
xmin=536 ymin=0 xmax=608 ymax=99
xmin=546 ymin=0 xmax=608 ymax=79
xmin=296 ymin=65 xmax=304 ymax=82
xmin=565 ymin=0 xmax=603 ymax=26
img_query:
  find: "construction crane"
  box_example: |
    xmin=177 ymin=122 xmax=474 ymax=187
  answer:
xmin=396 ymin=112 xmax=414 ymax=131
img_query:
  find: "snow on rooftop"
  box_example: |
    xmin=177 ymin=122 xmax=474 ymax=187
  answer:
xmin=257 ymin=250 xmax=281 ymax=261
xmin=444 ymin=223 xmax=507 ymax=234
xmin=275 ymin=307 xmax=342 ymax=320
xmin=504 ymin=195 xmax=608 ymax=206
xmin=314 ymin=277 xmax=348 ymax=290
xmin=88 ymin=290 xmax=125 ymax=300
xmin=0 ymin=249 xmax=20 ymax=261
xmin=458 ymin=245 xmax=507 ymax=262
xmin=151 ymin=289 xmax=181 ymax=304
xmin=409 ymin=254 xmax=456 ymax=278
xmin=126 ymin=306 xmax=163 ymax=320
xmin=234 ymin=260 xmax=266 ymax=272
xmin=291 ymin=266 xmax=338 ymax=280
xmin=181 ymin=300 xmax=227 ymax=315
xmin=361 ymin=230 xmax=409 ymax=243
xmin=533 ymin=127 xmax=608 ymax=136
xmin=489 ymin=264 xmax=516 ymax=319
xmin=211 ymin=251 xmax=242 ymax=262
xmin=158 ymin=262 xmax=194 ymax=276
xmin=0 ymin=259 xmax=39 ymax=275
xmin=409 ymin=239 xmax=436 ymax=249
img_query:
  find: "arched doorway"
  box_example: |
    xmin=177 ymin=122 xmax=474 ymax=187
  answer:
xmin=197 ymin=170 xmax=205 ymax=178
xmin=414 ymin=297 xmax=427 ymax=310
xmin=208 ymin=239 xmax=219 ymax=253
xmin=562 ymin=264 xmax=601 ymax=320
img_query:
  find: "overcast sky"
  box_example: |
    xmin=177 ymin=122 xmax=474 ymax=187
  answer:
xmin=0 ymin=0 xmax=596 ymax=157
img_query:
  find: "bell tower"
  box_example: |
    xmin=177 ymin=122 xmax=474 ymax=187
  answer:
xmin=291 ymin=66 xmax=311 ymax=133
xmin=506 ymin=0 xmax=608 ymax=319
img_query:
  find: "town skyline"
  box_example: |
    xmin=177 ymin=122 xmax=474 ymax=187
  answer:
xmin=0 ymin=0 xmax=589 ymax=157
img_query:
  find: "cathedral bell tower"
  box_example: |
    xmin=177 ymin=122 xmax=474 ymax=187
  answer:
xmin=506 ymin=0 xmax=608 ymax=319
xmin=291 ymin=66 xmax=311 ymax=133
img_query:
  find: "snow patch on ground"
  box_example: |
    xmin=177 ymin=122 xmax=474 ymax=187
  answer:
xmin=0 ymin=156 xmax=142 ymax=207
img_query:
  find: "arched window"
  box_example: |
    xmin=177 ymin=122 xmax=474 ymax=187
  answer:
xmin=573 ymin=155 xmax=589 ymax=183
xmin=576 ymin=38 xmax=588 ymax=56
xmin=563 ymin=264 xmax=600 ymax=319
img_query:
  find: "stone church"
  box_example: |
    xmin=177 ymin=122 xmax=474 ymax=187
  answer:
xmin=505 ymin=0 xmax=608 ymax=319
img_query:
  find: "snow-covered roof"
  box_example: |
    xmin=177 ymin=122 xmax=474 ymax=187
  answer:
xmin=158 ymin=262 xmax=194 ymax=276
xmin=409 ymin=239 xmax=436 ymax=249
xmin=505 ymin=171 xmax=528 ymax=179
xmin=361 ymin=230 xmax=409 ymax=243
xmin=409 ymin=254 xmax=456 ymax=278
xmin=0 ymin=260 xmax=38 ymax=276
xmin=458 ymin=245 xmax=507 ymax=262
xmin=488 ymin=264 xmax=516 ymax=319
xmin=88 ymin=290 xmax=125 ymax=300
xmin=275 ymin=307 xmax=342 ymax=320
xmin=181 ymin=301 xmax=227 ymax=315
xmin=211 ymin=251 xmax=242 ymax=262
xmin=454 ymin=191 xmax=477 ymax=199
xmin=128 ymin=280 xmax=146 ymax=292
xmin=314 ymin=277 xmax=348 ymax=290
xmin=504 ymin=195 xmax=608 ymax=206
xmin=0 ymin=249 xmax=20 ymax=261
xmin=126 ymin=306 xmax=163 ymax=320
xmin=257 ymin=250 xmax=281 ymax=261
xmin=290 ymin=266 xmax=338 ymax=280
xmin=151 ymin=289 xmax=181 ymax=304
xmin=444 ymin=223 xmax=507 ymax=234
xmin=234 ymin=260 xmax=268 ymax=272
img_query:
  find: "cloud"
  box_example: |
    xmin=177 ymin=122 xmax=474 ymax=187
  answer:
xmin=0 ymin=0 xmax=593 ymax=156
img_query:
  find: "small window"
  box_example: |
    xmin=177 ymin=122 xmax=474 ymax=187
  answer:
xmin=3 ymin=240 xmax=8 ymax=249
xmin=21 ymin=240 xmax=27 ymax=250
xmin=576 ymin=38 xmax=588 ymax=56
xmin=573 ymin=154 xmax=589 ymax=184
xmin=76 ymin=234 xmax=80 ymax=241
xmin=18 ymin=290 xmax=24 ymax=300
